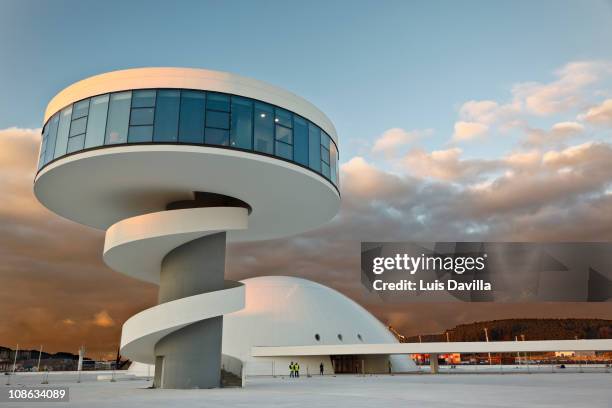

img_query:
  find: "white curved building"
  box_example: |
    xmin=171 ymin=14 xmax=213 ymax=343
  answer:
xmin=33 ymin=68 xmax=340 ymax=389
xmin=222 ymin=276 xmax=417 ymax=375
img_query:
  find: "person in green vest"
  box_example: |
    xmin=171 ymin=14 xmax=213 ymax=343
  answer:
xmin=289 ymin=361 xmax=294 ymax=378
xmin=295 ymin=362 xmax=300 ymax=378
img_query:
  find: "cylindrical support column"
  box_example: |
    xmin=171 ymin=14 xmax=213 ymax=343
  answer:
xmin=430 ymin=353 xmax=439 ymax=374
xmin=153 ymin=232 xmax=227 ymax=389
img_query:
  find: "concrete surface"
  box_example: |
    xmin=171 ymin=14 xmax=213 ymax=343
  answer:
xmin=2 ymin=370 xmax=611 ymax=407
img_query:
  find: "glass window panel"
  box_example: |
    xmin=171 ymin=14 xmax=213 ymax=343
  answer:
xmin=275 ymin=125 xmax=292 ymax=144
xmin=38 ymin=124 xmax=49 ymax=169
xmin=178 ymin=91 xmax=205 ymax=143
xmin=322 ymin=162 xmax=331 ymax=179
xmin=321 ymin=145 xmax=330 ymax=164
xmin=206 ymin=110 xmax=229 ymax=129
xmin=293 ymin=115 xmax=308 ymax=166
xmin=275 ymin=141 xmax=292 ymax=160
xmin=54 ymin=106 xmax=72 ymax=159
xmin=154 ymin=90 xmax=180 ymax=142
xmin=274 ymin=108 xmax=292 ymax=128
xmin=72 ymin=99 xmax=90 ymax=119
xmin=330 ymin=141 xmax=338 ymax=185
xmin=230 ymin=96 xmax=252 ymax=149
xmin=128 ymin=126 xmax=153 ymax=143
xmin=66 ymin=134 xmax=85 ymax=153
xmin=206 ymin=93 xmax=230 ymax=111
xmin=336 ymin=148 xmax=339 ymax=184
xmin=105 ymin=91 xmax=132 ymax=145
xmin=321 ymin=131 xmax=330 ymax=149
xmin=85 ymin=94 xmax=109 ymax=149
xmin=130 ymin=108 xmax=154 ymax=126
xmin=254 ymin=102 xmax=274 ymax=154
xmin=44 ymin=114 xmax=60 ymax=164
xmin=205 ymin=128 xmax=229 ymax=146
xmin=132 ymin=90 xmax=156 ymax=108
xmin=308 ymin=123 xmax=321 ymax=171
xmin=69 ymin=117 xmax=87 ymax=136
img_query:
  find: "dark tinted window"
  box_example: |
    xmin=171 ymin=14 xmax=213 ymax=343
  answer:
xmin=130 ymin=108 xmax=154 ymax=126
xmin=330 ymin=141 xmax=338 ymax=184
xmin=322 ymin=162 xmax=330 ymax=179
xmin=128 ymin=125 xmax=153 ymax=143
xmin=207 ymin=93 xmax=230 ymax=111
xmin=274 ymin=108 xmax=292 ymax=128
xmin=66 ymin=134 xmax=85 ymax=153
xmin=72 ymin=99 xmax=90 ymax=119
xmin=321 ymin=145 xmax=330 ymax=165
xmin=85 ymin=94 xmax=109 ymax=149
xmin=179 ymin=91 xmax=205 ymax=143
xmin=154 ymin=90 xmax=180 ymax=142
xmin=105 ymin=91 xmax=131 ymax=145
xmin=293 ymin=116 xmax=308 ymax=166
xmin=308 ymin=123 xmax=321 ymax=171
xmin=275 ymin=125 xmax=292 ymax=144
xmin=275 ymin=141 xmax=292 ymax=160
xmin=54 ymin=106 xmax=72 ymax=159
xmin=205 ymin=128 xmax=229 ymax=146
xmin=132 ymin=90 xmax=156 ymax=108
xmin=254 ymin=102 xmax=274 ymax=154
xmin=69 ymin=117 xmax=87 ymax=137
xmin=44 ymin=114 xmax=60 ymax=164
xmin=230 ymin=96 xmax=252 ymax=149
xmin=321 ymin=131 xmax=330 ymax=149
xmin=38 ymin=123 xmax=49 ymax=169
xmin=206 ymin=110 xmax=230 ymax=129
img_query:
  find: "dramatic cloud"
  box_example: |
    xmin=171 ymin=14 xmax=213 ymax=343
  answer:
xmin=458 ymin=99 xmax=520 ymax=127
xmin=551 ymin=121 xmax=584 ymax=135
xmin=372 ymin=128 xmax=431 ymax=155
xmin=403 ymin=148 xmax=500 ymax=182
xmin=452 ymin=121 xmax=488 ymax=142
xmin=524 ymin=121 xmax=585 ymax=146
xmin=451 ymin=61 xmax=611 ymax=145
xmin=459 ymin=100 xmax=500 ymax=124
xmin=512 ymin=61 xmax=611 ymax=115
xmin=93 ymin=310 xmax=115 ymax=328
xmin=580 ymin=99 xmax=612 ymax=126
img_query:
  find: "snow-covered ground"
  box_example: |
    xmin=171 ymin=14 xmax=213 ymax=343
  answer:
xmin=2 ymin=370 xmax=611 ymax=407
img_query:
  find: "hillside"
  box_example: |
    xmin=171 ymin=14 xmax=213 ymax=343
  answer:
xmin=398 ymin=318 xmax=612 ymax=343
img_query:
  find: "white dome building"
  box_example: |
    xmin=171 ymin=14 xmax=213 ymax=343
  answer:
xmin=129 ymin=275 xmax=417 ymax=378
xmin=222 ymin=276 xmax=417 ymax=375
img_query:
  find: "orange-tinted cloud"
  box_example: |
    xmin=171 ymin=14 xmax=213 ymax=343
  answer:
xmin=92 ymin=310 xmax=115 ymax=328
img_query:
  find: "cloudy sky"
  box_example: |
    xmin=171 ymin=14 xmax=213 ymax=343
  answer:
xmin=1 ymin=0 xmax=612 ymax=358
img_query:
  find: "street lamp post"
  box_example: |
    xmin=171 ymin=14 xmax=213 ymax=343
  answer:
xmin=484 ymin=328 xmax=492 ymax=366
xmin=521 ymin=334 xmax=530 ymax=373
xmin=36 ymin=345 xmax=43 ymax=372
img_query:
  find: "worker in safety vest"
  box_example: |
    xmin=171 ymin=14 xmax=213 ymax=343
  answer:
xmin=295 ymin=362 xmax=300 ymax=378
xmin=289 ymin=361 xmax=294 ymax=378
